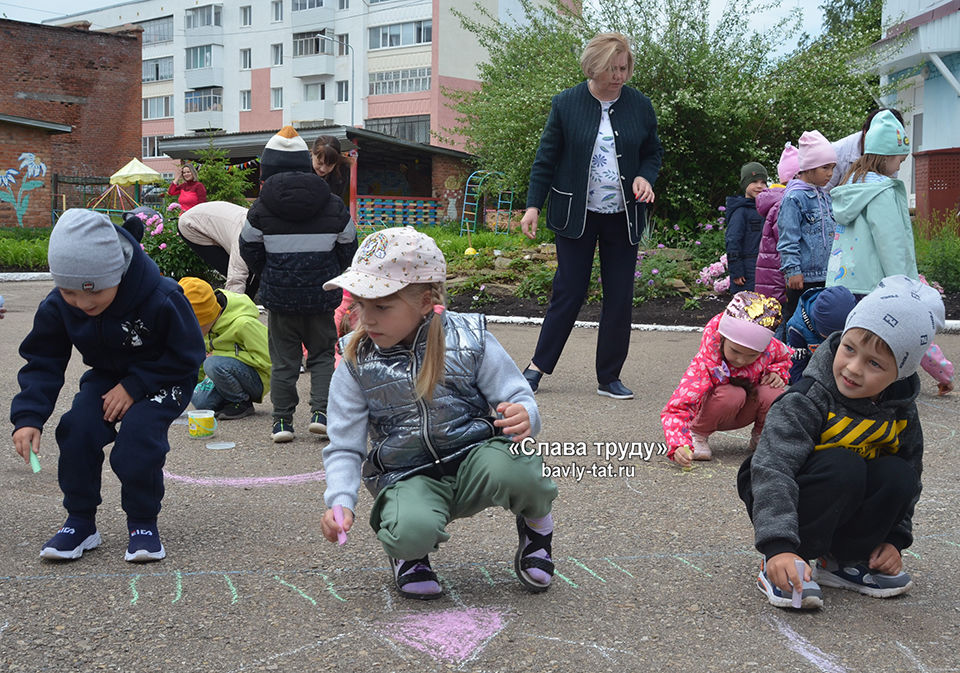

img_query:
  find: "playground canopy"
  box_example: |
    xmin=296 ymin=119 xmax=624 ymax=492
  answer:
xmin=85 ymin=158 xmax=165 ymax=212
xmin=110 ymin=158 xmax=164 ymax=185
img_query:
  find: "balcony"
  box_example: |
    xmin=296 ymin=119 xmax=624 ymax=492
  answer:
xmin=184 ymin=89 xmax=223 ymax=131
xmin=292 ymin=53 xmax=335 ymax=78
xmin=184 ymin=24 xmax=224 ymax=49
xmin=185 ymin=109 xmax=223 ymax=131
xmin=184 ymin=67 xmax=223 ymax=90
xmin=291 ymin=5 xmax=334 ymax=30
xmin=291 ymin=100 xmax=334 ymax=124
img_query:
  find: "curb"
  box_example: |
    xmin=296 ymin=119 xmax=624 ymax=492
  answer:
xmin=3 ymin=273 xmax=959 ymax=334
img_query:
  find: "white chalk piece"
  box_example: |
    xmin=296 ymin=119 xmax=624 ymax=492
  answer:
xmin=792 ymin=558 xmax=805 ymax=608
xmin=205 ymin=441 xmax=235 ymax=450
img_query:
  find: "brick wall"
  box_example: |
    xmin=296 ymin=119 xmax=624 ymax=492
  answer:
xmin=431 ymin=154 xmax=472 ymax=223
xmin=0 ymin=19 xmax=142 ymax=227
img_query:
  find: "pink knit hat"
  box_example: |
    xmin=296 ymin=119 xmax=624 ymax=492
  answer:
xmin=717 ymin=291 xmax=783 ymax=353
xmin=777 ymin=142 xmax=799 ymax=183
xmin=797 ymin=130 xmax=837 ymax=172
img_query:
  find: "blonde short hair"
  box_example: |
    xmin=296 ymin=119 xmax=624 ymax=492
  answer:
xmin=580 ymin=32 xmax=635 ymax=81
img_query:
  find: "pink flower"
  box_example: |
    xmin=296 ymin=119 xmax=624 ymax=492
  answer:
xmin=673 ymin=224 xmax=680 ymax=230
xmin=159 ymin=243 xmax=167 ymax=250
xmin=718 ymin=206 xmax=726 ymax=212
xmin=695 ymin=240 xmax=701 ymax=245
xmin=167 ymin=202 xmax=181 ymax=212
xmin=140 ymin=244 xmax=145 ymax=250
xmin=652 ymin=268 xmax=659 ymax=275
xmin=705 ymin=224 xmax=713 ymax=231
xmin=657 ymin=244 xmax=665 ymax=249
xmin=147 ymin=214 xmax=162 ymax=226
xmin=713 ymin=277 xmax=730 ymax=293
xmin=136 ymin=212 xmax=149 ymax=221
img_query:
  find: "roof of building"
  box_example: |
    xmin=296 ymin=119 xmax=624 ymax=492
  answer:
xmin=0 ymin=114 xmax=72 ymax=134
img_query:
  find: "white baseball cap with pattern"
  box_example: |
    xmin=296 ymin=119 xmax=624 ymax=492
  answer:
xmin=323 ymin=226 xmax=447 ymax=298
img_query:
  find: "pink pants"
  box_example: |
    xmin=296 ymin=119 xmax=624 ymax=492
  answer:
xmin=690 ymin=383 xmax=781 ymax=436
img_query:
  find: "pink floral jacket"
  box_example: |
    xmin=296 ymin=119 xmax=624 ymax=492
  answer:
xmin=661 ymin=313 xmax=793 ymax=458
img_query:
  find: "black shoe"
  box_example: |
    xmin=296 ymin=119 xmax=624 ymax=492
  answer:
xmin=216 ymin=400 xmax=254 ymax=420
xmin=597 ymin=380 xmax=634 ymax=400
xmin=522 ymin=366 xmax=543 ymax=393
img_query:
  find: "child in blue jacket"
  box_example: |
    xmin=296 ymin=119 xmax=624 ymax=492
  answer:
xmin=725 ymin=162 xmax=768 ymax=292
xmin=10 ymin=210 xmax=205 ymax=563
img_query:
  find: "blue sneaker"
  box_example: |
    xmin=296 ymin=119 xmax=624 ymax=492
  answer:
xmin=309 ymin=410 xmax=328 ymax=438
xmin=597 ymin=380 xmax=634 ymax=400
xmin=813 ymin=556 xmax=912 ymax=598
xmin=125 ymin=521 xmax=165 ymax=562
xmin=40 ymin=517 xmax=101 ymax=560
xmin=756 ymin=557 xmax=823 ymax=609
xmin=272 ymin=418 xmax=294 ymax=443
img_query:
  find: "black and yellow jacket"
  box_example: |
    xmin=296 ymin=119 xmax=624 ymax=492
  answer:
xmin=748 ymin=331 xmax=923 ymax=558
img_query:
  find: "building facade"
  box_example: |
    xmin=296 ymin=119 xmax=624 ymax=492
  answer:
xmin=876 ymin=0 xmax=960 ymax=218
xmin=48 ymin=0 xmax=531 ymax=178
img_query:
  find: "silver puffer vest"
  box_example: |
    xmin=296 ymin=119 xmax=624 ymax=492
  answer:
xmin=340 ymin=311 xmax=498 ymax=496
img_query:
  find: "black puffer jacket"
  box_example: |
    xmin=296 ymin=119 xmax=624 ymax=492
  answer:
xmin=240 ymin=171 xmax=357 ymax=313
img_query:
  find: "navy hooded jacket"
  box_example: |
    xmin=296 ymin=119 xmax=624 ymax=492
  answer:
xmin=10 ymin=226 xmax=205 ymax=433
xmin=724 ymin=194 xmax=763 ymax=285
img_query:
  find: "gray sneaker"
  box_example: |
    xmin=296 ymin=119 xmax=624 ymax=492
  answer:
xmin=813 ymin=555 xmax=912 ymax=598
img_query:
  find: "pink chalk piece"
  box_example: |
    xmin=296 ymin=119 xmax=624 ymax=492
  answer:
xmin=333 ymin=505 xmax=348 ymax=545
xmin=792 ymin=558 xmax=805 ymax=608
xmin=162 ymin=469 xmax=325 ymax=488
xmin=380 ymin=608 xmax=505 ymax=663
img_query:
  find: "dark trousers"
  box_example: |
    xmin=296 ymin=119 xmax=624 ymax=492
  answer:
xmin=268 ymin=310 xmax=337 ymax=420
xmin=738 ymin=447 xmax=920 ymax=562
xmin=781 ymin=280 xmax=825 ymax=327
xmin=55 ymin=369 xmax=192 ymax=522
xmin=532 ymin=211 xmax=638 ymax=384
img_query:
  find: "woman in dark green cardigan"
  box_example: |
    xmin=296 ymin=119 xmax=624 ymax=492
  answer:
xmin=520 ymin=32 xmax=663 ymax=399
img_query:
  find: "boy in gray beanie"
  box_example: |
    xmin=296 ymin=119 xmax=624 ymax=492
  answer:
xmin=737 ymin=274 xmax=943 ymax=609
xmin=10 ymin=209 xmax=204 ymax=563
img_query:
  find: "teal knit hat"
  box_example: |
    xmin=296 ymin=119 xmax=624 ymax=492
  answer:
xmin=864 ymin=110 xmax=910 ymax=156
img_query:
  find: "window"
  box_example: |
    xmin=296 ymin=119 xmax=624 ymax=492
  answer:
xmin=365 ymin=115 xmax=430 ymax=143
xmin=304 ymin=82 xmax=325 ymax=101
xmin=138 ymin=16 xmax=173 ymax=44
xmin=240 ymin=90 xmax=252 ymax=111
xmin=186 ymin=45 xmax=213 ymax=70
xmin=142 ymin=57 xmax=174 ymax=83
xmin=369 ymin=67 xmax=430 ymax=95
xmin=271 ymin=87 xmax=284 ymax=109
xmin=142 ymin=135 xmax=167 ymax=159
xmin=185 ymin=4 xmax=222 ymax=29
xmin=336 ymin=33 xmax=349 ymax=55
xmin=271 ymin=43 xmax=283 ymax=66
xmin=368 ymin=20 xmax=431 ymax=49
xmin=240 ymin=48 xmax=252 ymax=69
xmin=142 ymin=95 xmax=173 ymax=119
xmin=271 ymin=0 xmax=283 ymax=21
xmin=337 ymin=80 xmax=349 ymax=102
xmin=338 ymin=0 xmax=348 ymax=8
xmin=293 ymin=0 xmax=323 ymax=8
xmin=185 ymin=87 xmax=223 ymax=113
xmin=293 ymin=30 xmax=332 ymax=57
xmin=240 ymin=5 xmax=252 ymax=26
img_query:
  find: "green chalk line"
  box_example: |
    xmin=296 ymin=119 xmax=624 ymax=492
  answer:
xmin=223 ymin=574 xmax=239 ymax=604
xmin=129 ymin=575 xmax=140 ymax=605
xmin=274 ymin=575 xmax=317 ymax=606
xmin=311 ymin=571 xmax=346 ymax=602
xmin=478 ymin=566 xmax=495 ymax=586
xmin=604 ymin=557 xmax=635 ymax=577
xmin=568 ymin=556 xmax=606 ymax=583
xmin=554 ymin=571 xmax=578 ymax=588
xmin=903 ymin=549 xmax=921 ymax=559
xmin=172 ymin=570 xmax=182 ymax=604
xmin=673 ymin=555 xmax=713 ymax=577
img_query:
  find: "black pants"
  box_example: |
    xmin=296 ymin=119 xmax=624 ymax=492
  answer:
xmin=738 ymin=447 xmax=919 ymax=562
xmin=781 ymin=280 xmax=825 ymax=328
xmin=531 ymin=211 xmax=638 ymax=384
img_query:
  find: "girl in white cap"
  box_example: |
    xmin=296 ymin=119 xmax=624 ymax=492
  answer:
xmin=318 ymin=227 xmax=558 ymax=599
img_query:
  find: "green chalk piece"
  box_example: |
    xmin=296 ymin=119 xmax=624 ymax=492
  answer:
xmin=29 ymin=451 xmax=41 ymax=473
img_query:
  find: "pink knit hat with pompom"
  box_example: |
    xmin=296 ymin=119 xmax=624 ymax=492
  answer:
xmin=777 ymin=142 xmax=799 ymax=183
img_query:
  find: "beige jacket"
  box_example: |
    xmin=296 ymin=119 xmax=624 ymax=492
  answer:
xmin=177 ymin=201 xmax=250 ymax=293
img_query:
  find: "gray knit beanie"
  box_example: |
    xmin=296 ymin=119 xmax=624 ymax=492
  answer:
xmin=48 ymin=209 xmax=125 ymax=291
xmin=843 ymin=275 xmax=945 ymax=380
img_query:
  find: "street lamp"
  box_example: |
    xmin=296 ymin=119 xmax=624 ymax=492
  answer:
xmin=317 ymin=32 xmax=355 ymax=127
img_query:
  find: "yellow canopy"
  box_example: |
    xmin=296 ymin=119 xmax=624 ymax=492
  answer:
xmin=110 ymin=158 xmax=164 ymax=185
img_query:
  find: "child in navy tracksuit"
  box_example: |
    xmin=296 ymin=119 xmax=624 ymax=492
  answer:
xmin=786 ymin=285 xmax=856 ymax=383
xmin=10 ymin=210 xmax=204 ymax=563
xmin=725 ymin=162 xmax=768 ymax=292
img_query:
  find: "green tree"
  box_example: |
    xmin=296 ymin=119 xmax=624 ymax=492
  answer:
xmin=194 ymin=137 xmax=254 ymax=205
xmin=447 ymin=0 xmax=903 ymax=227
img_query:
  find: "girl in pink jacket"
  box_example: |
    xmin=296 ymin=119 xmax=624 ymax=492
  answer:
xmin=661 ymin=292 xmax=792 ymax=466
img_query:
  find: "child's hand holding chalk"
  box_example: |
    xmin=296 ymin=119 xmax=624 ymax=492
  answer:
xmin=791 ymin=558 xmax=806 ymax=608
xmin=12 ymin=426 xmax=42 ymax=472
xmin=673 ymin=445 xmax=694 ymax=468
xmin=321 ymin=505 xmax=354 ymax=544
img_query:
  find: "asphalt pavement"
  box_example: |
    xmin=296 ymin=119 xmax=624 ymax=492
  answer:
xmin=1 ymin=279 xmax=959 ymax=673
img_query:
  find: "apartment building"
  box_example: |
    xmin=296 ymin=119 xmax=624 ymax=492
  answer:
xmin=49 ymin=0 xmax=530 ymax=177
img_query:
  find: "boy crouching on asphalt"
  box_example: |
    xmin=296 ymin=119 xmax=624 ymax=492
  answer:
xmin=738 ymin=275 xmax=943 ymax=609
xmin=10 ymin=209 xmax=204 ymax=562
xmin=178 ymin=277 xmax=270 ymax=419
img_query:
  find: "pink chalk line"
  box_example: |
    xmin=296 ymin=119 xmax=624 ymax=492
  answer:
xmin=380 ymin=607 xmax=505 ymax=663
xmin=163 ymin=469 xmax=326 ymax=488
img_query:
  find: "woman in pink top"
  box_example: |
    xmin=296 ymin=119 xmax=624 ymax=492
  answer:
xmin=167 ymin=162 xmax=207 ymax=212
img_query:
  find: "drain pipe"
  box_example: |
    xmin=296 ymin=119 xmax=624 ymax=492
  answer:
xmin=927 ymin=52 xmax=960 ymax=97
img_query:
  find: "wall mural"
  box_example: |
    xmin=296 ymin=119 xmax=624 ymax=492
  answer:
xmin=0 ymin=153 xmax=48 ymax=226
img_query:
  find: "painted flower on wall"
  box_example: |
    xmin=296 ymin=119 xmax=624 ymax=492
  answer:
xmin=1 ymin=153 xmax=48 ymax=226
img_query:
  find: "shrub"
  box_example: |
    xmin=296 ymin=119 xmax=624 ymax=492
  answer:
xmin=515 ymin=265 xmax=556 ymax=304
xmin=915 ymin=211 xmax=960 ymax=292
xmin=140 ymin=210 xmax=216 ymax=281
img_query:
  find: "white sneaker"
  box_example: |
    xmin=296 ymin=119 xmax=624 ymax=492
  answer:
xmin=691 ymin=432 xmax=712 ymax=460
